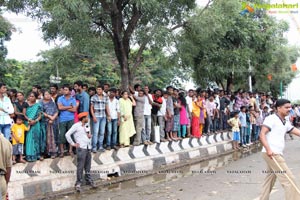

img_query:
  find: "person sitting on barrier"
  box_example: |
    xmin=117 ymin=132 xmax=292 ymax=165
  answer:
xmin=65 ymin=112 xmax=96 ymax=191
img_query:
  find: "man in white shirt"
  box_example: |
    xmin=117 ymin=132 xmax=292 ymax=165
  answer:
xmin=106 ymin=88 xmax=120 ymax=150
xmin=141 ymin=86 xmax=153 ymax=145
xmin=158 ymin=91 xmax=168 ymax=142
xmin=259 ymin=99 xmax=300 ymax=200
xmin=65 ymin=112 xmax=96 ymax=192
xmin=0 ymin=83 xmax=14 ymax=140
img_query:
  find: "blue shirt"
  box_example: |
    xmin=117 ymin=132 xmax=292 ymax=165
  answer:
xmin=76 ymin=91 xmax=90 ymax=113
xmin=239 ymin=112 xmax=247 ymax=127
xmin=57 ymin=95 xmax=76 ymax=122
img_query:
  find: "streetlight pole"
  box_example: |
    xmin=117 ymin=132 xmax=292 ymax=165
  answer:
xmin=248 ymin=59 xmax=252 ymax=92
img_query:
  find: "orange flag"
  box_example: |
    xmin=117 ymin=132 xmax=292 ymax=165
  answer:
xmin=291 ymin=64 xmax=297 ymax=72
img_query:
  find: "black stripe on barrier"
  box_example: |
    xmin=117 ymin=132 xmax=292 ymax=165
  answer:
xmin=227 ymin=132 xmax=231 ymax=139
xmin=72 ymin=156 xmax=77 ymax=166
xmin=178 ymin=140 xmax=184 ymax=150
xmin=50 ymin=158 xmax=62 ymax=172
xmin=143 ymin=145 xmax=150 ymax=156
xmin=155 ymin=143 xmax=163 ymax=154
xmin=22 ymin=162 xmax=39 ymax=177
xmin=167 ymin=141 xmax=174 ymax=152
xmin=213 ymin=134 xmax=217 ymax=143
xmin=23 ymin=180 xmax=53 ymax=198
xmin=220 ymin=132 xmax=225 ymax=141
xmin=152 ymin=157 xmax=167 ymax=168
xmin=128 ymin=146 xmax=136 ymax=159
xmin=112 ymin=149 xmax=121 ymax=162
xmin=199 ymin=148 xmax=209 ymax=157
xmin=93 ymin=152 xmax=103 ymax=165
xmin=178 ymin=152 xmax=190 ymax=161
xmin=119 ymin=163 xmax=136 ymax=175
xmin=197 ymin=138 xmax=202 ymax=146
xmin=206 ymin=135 xmax=211 ymax=144
xmin=216 ymin=144 xmax=225 ymax=154
xmin=188 ymin=138 xmax=193 ymax=148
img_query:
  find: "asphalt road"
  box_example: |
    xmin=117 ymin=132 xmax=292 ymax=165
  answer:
xmin=58 ymin=136 xmax=300 ymax=200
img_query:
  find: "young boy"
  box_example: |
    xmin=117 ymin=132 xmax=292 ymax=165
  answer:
xmin=227 ymin=112 xmax=241 ymax=150
xmin=11 ymin=115 xmax=30 ymax=164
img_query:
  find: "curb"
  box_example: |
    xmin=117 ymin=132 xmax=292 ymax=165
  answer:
xmin=8 ymin=132 xmax=233 ymax=200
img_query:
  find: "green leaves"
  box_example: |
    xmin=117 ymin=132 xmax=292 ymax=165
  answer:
xmin=175 ymin=0 xmax=298 ymax=95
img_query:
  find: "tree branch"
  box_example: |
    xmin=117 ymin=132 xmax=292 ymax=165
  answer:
xmin=169 ymin=22 xmax=188 ymax=31
xmin=131 ymin=40 xmax=148 ymax=74
xmin=199 ymin=0 xmax=214 ymax=16
xmin=124 ymin=3 xmax=142 ymax=41
xmin=93 ymin=20 xmax=113 ymax=38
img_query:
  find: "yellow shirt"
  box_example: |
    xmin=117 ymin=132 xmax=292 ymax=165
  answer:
xmin=228 ymin=117 xmax=240 ymax=132
xmin=0 ymin=134 xmax=12 ymax=172
xmin=192 ymin=101 xmax=200 ymax=117
xmin=11 ymin=123 xmax=29 ymax=145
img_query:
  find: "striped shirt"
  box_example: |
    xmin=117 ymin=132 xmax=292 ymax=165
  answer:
xmin=91 ymin=94 xmax=108 ymax=118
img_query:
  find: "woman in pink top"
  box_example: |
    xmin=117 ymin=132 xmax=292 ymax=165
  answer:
xmin=178 ymin=93 xmax=190 ymax=139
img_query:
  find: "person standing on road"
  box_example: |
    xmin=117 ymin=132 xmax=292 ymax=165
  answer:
xmin=65 ymin=112 xmax=96 ymax=191
xmin=0 ymin=132 xmax=12 ymax=199
xmin=259 ymin=99 xmax=300 ymax=200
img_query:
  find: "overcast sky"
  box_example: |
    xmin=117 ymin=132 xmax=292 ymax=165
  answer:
xmin=3 ymin=0 xmax=300 ymax=61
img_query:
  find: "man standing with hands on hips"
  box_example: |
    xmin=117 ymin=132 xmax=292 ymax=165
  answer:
xmin=65 ymin=112 xmax=96 ymax=192
xmin=259 ymin=99 xmax=300 ymax=200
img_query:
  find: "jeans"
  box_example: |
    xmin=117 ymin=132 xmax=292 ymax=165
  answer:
xmin=255 ymin=125 xmax=261 ymax=141
xmin=157 ymin=116 xmax=165 ymax=138
xmin=76 ymin=148 xmax=93 ymax=186
xmin=92 ymin=117 xmax=106 ymax=150
xmin=0 ymin=124 xmax=11 ymax=140
xmin=106 ymin=119 xmax=118 ymax=147
xmin=142 ymin=115 xmax=151 ymax=142
xmin=240 ymin=126 xmax=247 ymax=145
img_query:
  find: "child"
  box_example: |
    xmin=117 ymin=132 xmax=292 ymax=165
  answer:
xmin=239 ymin=106 xmax=247 ymax=147
xmin=11 ymin=115 xmax=30 ymax=164
xmin=227 ymin=112 xmax=241 ymax=150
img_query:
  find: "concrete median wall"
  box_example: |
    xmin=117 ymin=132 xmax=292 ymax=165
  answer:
xmin=8 ymin=132 xmax=233 ymax=200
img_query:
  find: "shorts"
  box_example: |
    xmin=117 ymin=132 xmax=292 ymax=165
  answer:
xmin=233 ymin=131 xmax=240 ymax=141
xmin=13 ymin=144 xmax=23 ymax=155
xmin=59 ymin=120 xmax=74 ymax=144
xmin=173 ymin=114 xmax=180 ymax=132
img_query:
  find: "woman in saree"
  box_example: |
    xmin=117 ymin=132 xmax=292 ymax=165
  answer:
xmin=23 ymin=92 xmax=44 ymax=162
xmin=40 ymin=90 xmax=59 ymax=159
xmin=119 ymin=91 xmax=136 ymax=147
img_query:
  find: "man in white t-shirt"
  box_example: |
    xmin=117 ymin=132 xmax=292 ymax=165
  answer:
xmin=259 ymin=99 xmax=300 ymax=200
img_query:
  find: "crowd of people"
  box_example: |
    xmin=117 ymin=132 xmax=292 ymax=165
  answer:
xmin=0 ymin=81 xmax=298 ymax=164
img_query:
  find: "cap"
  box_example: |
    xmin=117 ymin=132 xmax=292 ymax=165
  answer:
xmin=78 ymin=112 xmax=89 ymax=120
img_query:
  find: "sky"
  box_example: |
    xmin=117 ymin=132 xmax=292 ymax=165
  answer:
xmin=2 ymin=0 xmax=300 ymax=96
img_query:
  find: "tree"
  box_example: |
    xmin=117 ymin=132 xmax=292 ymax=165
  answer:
xmin=175 ymin=0 xmax=298 ymax=94
xmin=0 ymin=12 xmax=14 ymax=84
xmin=18 ymin=44 xmax=182 ymax=93
xmin=6 ymin=0 xmax=198 ymax=89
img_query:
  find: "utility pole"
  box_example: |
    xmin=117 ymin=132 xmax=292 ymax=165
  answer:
xmin=248 ymin=59 xmax=252 ymax=92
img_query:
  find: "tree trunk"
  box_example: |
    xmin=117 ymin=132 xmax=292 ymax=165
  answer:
xmin=120 ymin=61 xmax=130 ymax=91
xmin=226 ymin=73 xmax=234 ymax=93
